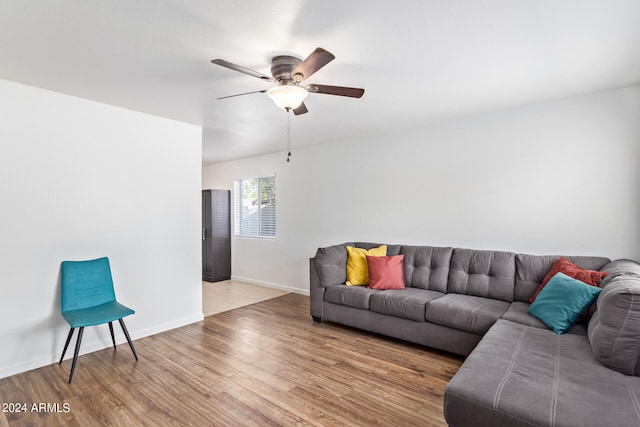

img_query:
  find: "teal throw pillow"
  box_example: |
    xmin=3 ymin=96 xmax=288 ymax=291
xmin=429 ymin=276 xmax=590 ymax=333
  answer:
xmin=528 ymin=272 xmax=602 ymax=334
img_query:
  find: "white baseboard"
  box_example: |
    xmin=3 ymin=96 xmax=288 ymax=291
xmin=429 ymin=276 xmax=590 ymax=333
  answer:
xmin=130 ymin=313 xmax=204 ymax=341
xmin=230 ymin=275 xmax=310 ymax=296
xmin=0 ymin=312 xmax=204 ymax=380
xmin=0 ymin=354 xmax=64 ymax=381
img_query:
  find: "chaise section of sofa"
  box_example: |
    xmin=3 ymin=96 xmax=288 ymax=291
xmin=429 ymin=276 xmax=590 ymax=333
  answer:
xmin=444 ymin=258 xmax=640 ymax=427
xmin=444 ymin=318 xmax=640 ymax=427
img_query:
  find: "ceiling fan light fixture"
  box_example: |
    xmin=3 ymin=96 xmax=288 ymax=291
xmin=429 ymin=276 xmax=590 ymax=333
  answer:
xmin=267 ymin=85 xmax=308 ymax=110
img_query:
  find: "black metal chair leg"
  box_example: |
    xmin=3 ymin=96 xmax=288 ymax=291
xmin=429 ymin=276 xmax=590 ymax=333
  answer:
xmin=59 ymin=327 xmax=75 ymax=364
xmin=118 ymin=318 xmax=138 ymax=361
xmin=68 ymin=327 xmax=84 ymax=383
xmin=108 ymin=321 xmax=116 ymax=350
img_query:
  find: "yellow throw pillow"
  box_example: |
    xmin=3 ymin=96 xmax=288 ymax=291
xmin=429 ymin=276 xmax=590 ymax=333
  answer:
xmin=345 ymin=245 xmax=387 ymax=286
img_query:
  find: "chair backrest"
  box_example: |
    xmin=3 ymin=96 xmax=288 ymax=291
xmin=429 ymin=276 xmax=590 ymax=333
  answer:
xmin=61 ymin=257 xmax=116 ymax=313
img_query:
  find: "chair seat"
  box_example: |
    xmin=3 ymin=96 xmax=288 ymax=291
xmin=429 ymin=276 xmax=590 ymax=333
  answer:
xmin=62 ymin=301 xmax=135 ymax=328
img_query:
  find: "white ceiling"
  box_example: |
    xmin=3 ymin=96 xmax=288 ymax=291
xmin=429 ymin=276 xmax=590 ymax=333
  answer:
xmin=1 ymin=1 xmax=639 ymax=165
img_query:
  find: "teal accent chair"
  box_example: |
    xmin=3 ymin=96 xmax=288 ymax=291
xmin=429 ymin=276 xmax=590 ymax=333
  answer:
xmin=58 ymin=257 xmax=138 ymax=383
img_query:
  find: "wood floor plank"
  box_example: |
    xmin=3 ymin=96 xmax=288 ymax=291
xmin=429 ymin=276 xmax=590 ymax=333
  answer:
xmin=0 ymin=294 xmax=463 ymax=426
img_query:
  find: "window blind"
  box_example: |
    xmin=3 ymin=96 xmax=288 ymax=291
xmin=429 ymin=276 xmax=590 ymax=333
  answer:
xmin=233 ymin=176 xmax=276 ymax=238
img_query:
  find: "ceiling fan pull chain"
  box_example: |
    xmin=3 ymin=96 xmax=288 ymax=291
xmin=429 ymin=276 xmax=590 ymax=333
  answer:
xmin=286 ymin=108 xmax=292 ymax=163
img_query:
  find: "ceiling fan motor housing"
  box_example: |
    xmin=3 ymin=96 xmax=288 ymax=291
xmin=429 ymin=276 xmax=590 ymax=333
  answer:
xmin=271 ymin=55 xmax=302 ymax=82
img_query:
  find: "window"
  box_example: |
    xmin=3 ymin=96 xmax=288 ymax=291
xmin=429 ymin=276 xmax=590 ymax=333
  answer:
xmin=233 ymin=176 xmax=276 ymax=238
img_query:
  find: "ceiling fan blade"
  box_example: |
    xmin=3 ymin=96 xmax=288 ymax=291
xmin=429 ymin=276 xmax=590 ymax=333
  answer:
xmin=217 ymin=89 xmax=266 ymax=100
xmin=307 ymin=84 xmax=365 ymax=98
xmin=291 ymin=48 xmax=335 ymax=82
xmin=293 ymin=102 xmax=308 ymax=115
xmin=211 ymin=59 xmax=274 ymax=82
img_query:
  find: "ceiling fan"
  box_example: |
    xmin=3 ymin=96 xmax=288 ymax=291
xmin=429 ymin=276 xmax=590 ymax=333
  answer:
xmin=211 ymin=47 xmax=365 ymax=115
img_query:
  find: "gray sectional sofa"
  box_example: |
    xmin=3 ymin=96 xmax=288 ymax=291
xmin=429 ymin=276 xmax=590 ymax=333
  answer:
xmin=309 ymin=242 xmax=640 ymax=427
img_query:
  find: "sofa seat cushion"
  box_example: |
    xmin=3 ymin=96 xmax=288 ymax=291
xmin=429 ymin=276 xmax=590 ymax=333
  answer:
xmin=502 ymin=301 xmax=548 ymax=328
xmin=324 ymin=285 xmax=378 ymax=310
xmin=502 ymin=302 xmax=588 ymax=335
xmin=369 ymin=288 xmax=444 ymax=322
xmin=444 ymin=319 xmax=640 ymax=427
xmin=425 ymin=294 xmax=509 ymax=334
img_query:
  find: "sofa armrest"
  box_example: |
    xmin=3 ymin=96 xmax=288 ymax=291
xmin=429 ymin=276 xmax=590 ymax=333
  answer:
xmin=310 ymin=257 xmax=326 ymax=320
xmin=599 ymin=259 xmax=640 ymax=287
xmin=588 ymin=259 xmax=640 ymax=376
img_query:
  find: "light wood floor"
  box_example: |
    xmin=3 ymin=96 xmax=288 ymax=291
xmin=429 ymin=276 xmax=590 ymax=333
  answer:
xmin=0 ymin=294 xmax=464 ymax=427
xmin=202 ymin=279 xmax=289 ymax=316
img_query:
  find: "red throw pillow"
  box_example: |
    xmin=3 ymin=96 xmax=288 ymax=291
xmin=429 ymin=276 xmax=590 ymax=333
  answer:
xmin=366 ymin=255 xmax=405 ymax=290
xmin=529 ymin=257 xmax=608 ymax=303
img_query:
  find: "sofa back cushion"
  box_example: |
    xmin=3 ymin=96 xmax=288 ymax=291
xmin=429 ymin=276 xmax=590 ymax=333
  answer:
xmin=448 ymin=248 xmax=516 ymax=302
xmin=400 ymin=246 xmax=453 ymax=292
xmin=313 ymin=243 xmax=354 ymax=288
xmin=514 ymin=254 xmax=611 ymax=303
xmin=355 ymin=242 xmax=402 ymax=255
xmin=588 ymin=259 xmax=640 ymax=376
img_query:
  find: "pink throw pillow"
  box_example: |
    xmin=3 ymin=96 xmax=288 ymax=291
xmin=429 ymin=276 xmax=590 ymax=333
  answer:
xmin=366 ymin=255 xmax=405 ymax=290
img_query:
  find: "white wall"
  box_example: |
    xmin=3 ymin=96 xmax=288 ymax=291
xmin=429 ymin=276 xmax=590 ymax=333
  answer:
xmin=0 ymin=79 xmax=203 ymax=379
xmin=203 ymin=85 xmax=640 ymax=295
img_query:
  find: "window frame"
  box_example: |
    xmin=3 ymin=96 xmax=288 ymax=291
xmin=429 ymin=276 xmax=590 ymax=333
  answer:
xmin=233 ymin=175 xmax=276 ymax=239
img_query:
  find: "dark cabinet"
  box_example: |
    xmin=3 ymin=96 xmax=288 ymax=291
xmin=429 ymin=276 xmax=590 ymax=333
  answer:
xmin=202 ymin=189 xmax=231 ymax=282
